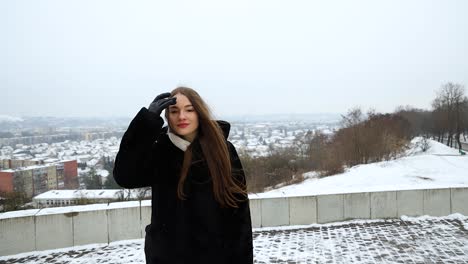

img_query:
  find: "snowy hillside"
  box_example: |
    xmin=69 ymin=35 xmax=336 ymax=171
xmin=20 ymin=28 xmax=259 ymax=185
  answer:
xmin=253 ymin=138 xmax=468 ymax=198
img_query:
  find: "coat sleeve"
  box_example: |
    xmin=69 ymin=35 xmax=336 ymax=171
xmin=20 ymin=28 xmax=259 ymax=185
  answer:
xmin=113 ymin=107 xmax=164 ymax=188
xmin=226 ymin=141 xmax=254 ymax=263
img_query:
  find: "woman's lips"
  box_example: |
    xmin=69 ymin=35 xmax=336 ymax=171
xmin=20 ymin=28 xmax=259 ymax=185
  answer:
xmin=177 ymin=123 xmax=189 ymax=128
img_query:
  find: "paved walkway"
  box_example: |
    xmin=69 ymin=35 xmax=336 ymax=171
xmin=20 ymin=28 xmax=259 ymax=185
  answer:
xmin=1 ymin=216 xmax=467 ymax=263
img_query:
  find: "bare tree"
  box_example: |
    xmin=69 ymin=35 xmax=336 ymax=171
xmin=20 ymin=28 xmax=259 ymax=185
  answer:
xmin=432 ymin=83 xmax=468 ymax=151
xmin=136 ymin=187 xmax=152 ymax=201
xmin=339 ymin=107 xmax=366 ymax=166
xmin=318 ymin=108 xmax=411 ymax=176
xmin=115 ymin=189 xmax=132 ymax=201
xmin=420 ymin=136 xmax=431 ymax=152
xmin=306 ymin=130 xmax=328 ymax=170
xmin=0 ymin=190 xmax=30 ymax=212
xmin=394 ymin=106 xmax=432 ymax=138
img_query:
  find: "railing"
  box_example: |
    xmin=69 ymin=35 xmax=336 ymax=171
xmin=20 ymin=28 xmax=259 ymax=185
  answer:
xmin=1 ymin=187 xmax=467 ymax=256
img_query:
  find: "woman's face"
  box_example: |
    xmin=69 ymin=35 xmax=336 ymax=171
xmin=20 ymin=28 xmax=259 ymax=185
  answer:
xmin=167 ymin=93 xmax=199 ymax=142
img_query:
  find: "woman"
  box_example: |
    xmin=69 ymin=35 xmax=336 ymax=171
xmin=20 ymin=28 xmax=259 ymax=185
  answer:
xmin=113 ymin=87 xmax=253 ymax=264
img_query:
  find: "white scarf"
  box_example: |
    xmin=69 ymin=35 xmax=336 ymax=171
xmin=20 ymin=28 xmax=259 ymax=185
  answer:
xmin=167 ymin=128 xmax=191 ymax=152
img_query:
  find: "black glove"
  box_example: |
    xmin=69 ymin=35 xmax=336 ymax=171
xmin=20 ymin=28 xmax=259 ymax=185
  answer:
xmin=148 ymin=93 xmax=177 ymax=116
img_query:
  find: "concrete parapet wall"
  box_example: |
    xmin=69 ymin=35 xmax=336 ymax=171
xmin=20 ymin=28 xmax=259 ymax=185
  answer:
xmin=140 ymin=203 xmax=152 ymax=239
xmin=35 ymin=212 xmax=73 ymax=251
xmin=370 ymin=191 xmax=397 ymax=219
xmin=317 ymin=194 xmax=344 ymax=224
xmin=261 ymin=198 xmax=289 ymax=227
xmin=108 ymin=206 xmax=141 ymax=243
xmin=344 ymin=192 xmax=370 ymax=220
xmin=73 ymin=210 xmax=108 ymax=246
xmin=451 ymin=188 xmax=468 ymax=215
xmin=1 ymin=187 xmax=467 ymax=256
xmin=0 ymin=215 xmax=36 ymax=255
xmin=397 ymin=190 xmax=423 ymax=216
xmin=289 ymin=196 xmax=317 ymax=225
xmin=423 ymin=189 xmax=451 ymax=216
xmin=249 ymin=199 xmax=262 ymax=228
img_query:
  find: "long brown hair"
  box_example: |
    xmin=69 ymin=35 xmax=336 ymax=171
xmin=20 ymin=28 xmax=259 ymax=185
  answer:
xmin=165 ymin=87 xmax=247 ymax=208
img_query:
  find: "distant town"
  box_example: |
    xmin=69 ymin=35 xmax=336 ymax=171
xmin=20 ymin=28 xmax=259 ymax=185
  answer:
xmin=0 ymin=114 xmax=340 ymax=211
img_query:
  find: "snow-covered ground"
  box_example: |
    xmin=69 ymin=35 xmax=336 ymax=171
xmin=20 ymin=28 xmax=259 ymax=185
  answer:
xmin=1 ymin=214 xmax=467 ymax=263
xmin=253 ymin=138 xmax=468 ymax=198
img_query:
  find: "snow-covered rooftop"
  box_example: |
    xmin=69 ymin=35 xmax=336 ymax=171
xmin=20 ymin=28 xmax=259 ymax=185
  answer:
xmin=33 ymin=189 xmax=126 ymax=200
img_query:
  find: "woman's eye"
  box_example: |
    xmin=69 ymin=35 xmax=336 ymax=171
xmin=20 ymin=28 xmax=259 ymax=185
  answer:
xmin=187 ymin=109 xmax=194 ymax=112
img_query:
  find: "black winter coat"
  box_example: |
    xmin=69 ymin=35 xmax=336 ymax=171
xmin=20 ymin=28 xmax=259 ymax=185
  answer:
xmin=113 ymin=108 xmax=254 ymax=264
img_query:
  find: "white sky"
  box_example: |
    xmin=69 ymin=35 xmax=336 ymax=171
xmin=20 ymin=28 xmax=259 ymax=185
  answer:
xmin=1 ymin=0 xmax=468 ymax=118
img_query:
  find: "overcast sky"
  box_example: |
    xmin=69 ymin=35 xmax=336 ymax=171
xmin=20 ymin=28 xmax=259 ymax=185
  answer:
xmin=1 ymin=0 xmax=467 ymax=118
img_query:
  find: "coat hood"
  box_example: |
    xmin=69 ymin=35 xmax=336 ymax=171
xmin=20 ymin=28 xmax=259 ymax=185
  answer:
xmin=216 ymin=120 xmax=230 ymax=139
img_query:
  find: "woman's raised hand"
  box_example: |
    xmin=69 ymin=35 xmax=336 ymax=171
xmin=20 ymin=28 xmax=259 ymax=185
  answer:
xmin=148 ymin=92 xmax=177 ymax=116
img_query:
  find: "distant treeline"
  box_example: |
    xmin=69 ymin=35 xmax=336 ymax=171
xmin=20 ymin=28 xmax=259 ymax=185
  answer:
xmin=0 ymin=131 xmax=124 ymax=148
xmin=241 ymin=82 xmax=468 ymax=193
